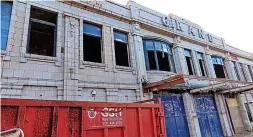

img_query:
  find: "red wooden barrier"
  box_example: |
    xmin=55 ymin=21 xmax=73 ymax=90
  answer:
xmin=1 ymin=98 xmax=166 ymax=137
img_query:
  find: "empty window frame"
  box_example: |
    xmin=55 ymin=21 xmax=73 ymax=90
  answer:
xmin=184 ymin=49 xmax=195 ymax=75
xmin=1 ymin=2 xmax=12 ymax=51
xmin=83 ymin=23 xmax=102 ymax=63
xmin=27 ymin=7 xmax=57 ymax=57
xmin=245 ymin=103 xmax=253 ymax=122
xmin=197 ymin=52 xmax=207 ymax=76
xmin=212 ymin=56 xmax=227 ymax=78
xmin=113 ymin=31 xmax=129 ymax=67
xmin=239 ymin=63 xmax=247 ymax=81
xmin=143 ymin=40 xmax=174 ymax=72
xmin=232 ymin=61 xmax=240 ymax=80
xmin=248 ymin=65 xmax=253 ymax=81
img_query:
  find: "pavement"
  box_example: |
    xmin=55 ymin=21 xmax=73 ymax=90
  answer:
xmin=233 ymin=131 xmax=253 ymax=137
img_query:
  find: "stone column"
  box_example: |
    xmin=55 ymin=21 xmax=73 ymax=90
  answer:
xmin=63 ymin=16 xmax=79 ymax=100
xmin=243 ymin=64 xmax=253 ymax=82
xmin=192 ymin=51 xmax=201 ymax=76
xmin=224 ymin=53 xmax=237 ymax=80
xmin=182 ymin=93 xmax=202 ymax=137
xmin=214 ymin=94 xmax=234 ymax=136
xmin=172 ymin=36 xmax=188 ymax=74
xmin=237 ymin=93 xmax=252 ymax=131
xmin=131 ymin=23 xmax=146 ymax=101
xmin=204 ymin=47 xmax=216 ymax=78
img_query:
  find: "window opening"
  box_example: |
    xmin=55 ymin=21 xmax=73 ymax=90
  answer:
xmin=197 ymin=52 xmax=207 ymax=76
xmin=184 ymin=49 xmax=194 ymax=75
xmin=114 ymin=31 xmax=129 ymax=67
xmin=143 ymin=39 xmax=174 ymax=72
xmin=83 ymin=23 xmax=102 ymax=63
xmin=248 ymin=65 xmax=253 ymax=81
xmin=27 ymin=7 xmax=57 ymax=56
xmin=1 ymin=2 xmax=12 ymax=51
xmin=212 ymin=56 xmax=227 ymax=78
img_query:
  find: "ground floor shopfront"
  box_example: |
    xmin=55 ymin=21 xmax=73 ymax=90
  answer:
xmin=145 ymin=75 xmax=253 ymax=137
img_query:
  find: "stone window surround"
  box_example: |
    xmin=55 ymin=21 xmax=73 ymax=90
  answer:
xmin=18 ymin=3 xmax=63 ymax=67
xmin=78 ymin=16 xmax=135 ymax=73
xmin=79 ymin=18 xmax=107 ymax=70
xmin=111 ymin=26 xmax=135 ymax=73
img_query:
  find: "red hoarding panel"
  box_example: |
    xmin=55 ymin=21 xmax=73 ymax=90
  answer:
xmin=1 ymin=98 xmax=166 ymax=137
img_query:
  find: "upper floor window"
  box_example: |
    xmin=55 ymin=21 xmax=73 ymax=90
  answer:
xmin=27 ymin=7 xmax=57 ymax=56
xmin=197 ymin=52 xmax=207 ymax=76
xmin=1 ymin=2 xmax=12 ymax=51
xmin=143 ymin=39 xmax=174 ymax=72
xmin=239 ymin=63 xmax=246 ymax=81
xmin=232 ymin=61 xmax=240 ymax=80
xmin=184 ymin=49 xmax=195 ymax=75
xmin=212 ymin=56 xmax=227 ymax=78
xmin=83 ymin=23 xmax=102 ymax=63
xmin=113 ymin=31 xmax=129 ymax=67
xmin=248 ymin=65 xmax=253 ymax=81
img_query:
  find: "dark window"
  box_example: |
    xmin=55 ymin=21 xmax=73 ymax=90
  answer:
xmin=239 ymin=63 xmax=247 ymax=81
xmin=245 ymin=103 xmax=253 ymax=122
xmin=212 ymin=56 xmax=227 ymax=78
xmin=27 ymin=7 xmax=57 ymax=56
xmin=248 ymin=65 xmax=253 ymax=81
xmin=143 ymin=40 xmax=174 ymax=72
xmin=197 ymin=52 xmax=207 ymax=76
xmin=232 ymin=61 xmax=240 ymax=80
xmin=1 ymin=2 xmax=12 ymax=51
xmin=83 ymin=23 xmax=102 ymax=63
xmin=114 ymin=31 xmax=129 ymax=67
xmin=184 ymin=49 xmax=195 ymax=75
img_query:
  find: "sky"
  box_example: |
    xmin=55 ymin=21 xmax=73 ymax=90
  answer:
xmin=113 ymin=0 xmax=253 ymax=54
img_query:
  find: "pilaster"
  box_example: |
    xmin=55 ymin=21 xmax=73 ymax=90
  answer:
xmin=172 ymin=36 xmax=188 ymax=74
xmin=63 ymin=16 xmax=80 ymax=100
xmin=225 ymin=53 xmax=237 ymax=80
xmin=237 ymin=93 xmax=253 ymax=131
xmin=192 ymin=51 xmax=201 ymax=76
xmin=182 ymin=93 xmax=201 ymax=137
xmin=214 ymin=94 xmax=234 ymax=136
xmin=204 ymin=47 xmax=216 ymax=78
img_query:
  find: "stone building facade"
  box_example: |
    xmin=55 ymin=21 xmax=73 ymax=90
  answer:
xmin=1 ymin=0 xmax=253 ymax=137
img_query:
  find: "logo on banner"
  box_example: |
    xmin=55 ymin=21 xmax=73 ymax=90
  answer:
xmin=88 ymin=109 xmax=97 ymax=118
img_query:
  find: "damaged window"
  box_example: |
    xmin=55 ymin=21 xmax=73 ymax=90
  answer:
xmin=212 ymin=56 xmax=227 ymax=78
xmin=184 ymin=49 xmax=195 ymax=75
xmin=83 ymin=23 xmax=102 ymax=63
xmin=239 ymin=63 xmax=247 ymax=81
xmin=114 ymin=31 xmax=129 ymax=67
xmin=248 ymin=65 xmax=253 ymax=81
xmin=197 ymin=52 xmax=207 ymax=76
xmin=232 ymin=61 xmax=240 ymax=80
xmin=27 ymin=7 xmax=57 ymax=56
xmin=143 ymin=40 xmax=174 ymax=72
xmin=1 ymin=2 xmax=12 ymax=50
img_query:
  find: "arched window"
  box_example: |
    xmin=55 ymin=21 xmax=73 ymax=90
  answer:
xmin=143 ymin=39 xmax=175 ymax=72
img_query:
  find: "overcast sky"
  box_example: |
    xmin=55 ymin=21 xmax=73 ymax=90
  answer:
xmin=113 ymin=0 xmax=253 ymax=54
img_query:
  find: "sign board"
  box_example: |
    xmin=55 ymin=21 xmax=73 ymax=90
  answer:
xmin=87 ymin=107 xmax=123 ymax=128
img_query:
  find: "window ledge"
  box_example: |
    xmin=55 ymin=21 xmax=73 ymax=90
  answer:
xmin=24 ymin=54 xmax=57 ymax=62
xmin=1 ymin=50 xmax=7 ymax=56
xmin=147 ymin=70 xmax=177 ymax=76
xmin=82 ymin=61 xmax=106 ymax=68
xmin=115 ymin=65 xmax=133 ymax=72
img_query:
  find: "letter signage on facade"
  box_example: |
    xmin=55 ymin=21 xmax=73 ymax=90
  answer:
xmin=162 ymin=16 xmax=213 ymax=43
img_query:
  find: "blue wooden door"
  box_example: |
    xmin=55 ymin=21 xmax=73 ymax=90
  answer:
xmin=195 ymin=96 xmax=223 ymax=137
xmin=154 ymin=95 xmax=190 ymax=137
